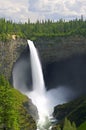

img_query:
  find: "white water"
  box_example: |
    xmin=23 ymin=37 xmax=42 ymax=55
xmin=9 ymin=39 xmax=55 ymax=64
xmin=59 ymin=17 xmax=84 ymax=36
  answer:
xmin=27 ymin=40 xmax=52 ymax=129
xmin=13 ymin=39 xmax=74 ymax=129
xmin=27 ymin=40 xmax=45 ymax=91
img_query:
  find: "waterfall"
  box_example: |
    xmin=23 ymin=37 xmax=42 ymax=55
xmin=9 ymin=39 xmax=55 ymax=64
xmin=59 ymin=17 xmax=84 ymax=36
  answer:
xmin=27 ymin=40 xmax=45 ymax=91
xmin=27 ymin=40 xmax=52 ymax=130
xmin=12 ymin=39 xmax=72 ymax=129
xmin=12 ymin=39 xmax=71 ymax=129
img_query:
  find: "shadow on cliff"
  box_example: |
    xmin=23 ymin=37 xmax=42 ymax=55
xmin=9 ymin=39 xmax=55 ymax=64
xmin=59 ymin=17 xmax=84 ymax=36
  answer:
xmin=12 ymin=48 xmax=86 ymax=101
xmin=12 ymin=46 xmax=32 ymax=92
xmin=44 ymin=54 xmax=86 ymax=99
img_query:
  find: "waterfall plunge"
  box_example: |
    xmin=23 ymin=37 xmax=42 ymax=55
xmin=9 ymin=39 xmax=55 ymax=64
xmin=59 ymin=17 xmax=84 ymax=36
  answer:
xmin=27 ymin=40 xmax=45 ymax=91
xmin=27 ymin=40 xmax=52 ymax=130
xmin=12 ymin=39 xmax=70 ymax=129
xmin=12 ymin=39 xmax=56 ymax=129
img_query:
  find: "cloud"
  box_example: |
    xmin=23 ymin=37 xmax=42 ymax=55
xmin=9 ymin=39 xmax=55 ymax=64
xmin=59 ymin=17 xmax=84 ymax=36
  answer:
xmin=28 ymin=0 xmax=86 ymax=21
xmin=64 ymin=0 xmax=86 ymax=13
xmin=0 ymin=0 xmax=85 ymax=23
xmin=0 ymin=0 xmax=29 ymax=22
xmin=0 ymin=0 xmax=45 ymax=23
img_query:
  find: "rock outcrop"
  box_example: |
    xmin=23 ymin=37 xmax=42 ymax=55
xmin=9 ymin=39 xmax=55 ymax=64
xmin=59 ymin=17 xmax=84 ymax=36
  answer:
xmin=0 ymin=39 xmax=27 ymax=79
xmin=53 ymin=96 xmax=86 ymax=127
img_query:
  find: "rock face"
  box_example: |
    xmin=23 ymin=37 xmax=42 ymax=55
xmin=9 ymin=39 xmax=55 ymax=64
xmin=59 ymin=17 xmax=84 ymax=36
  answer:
xmin=0 ymin=39 xmax=27 ymax=79
xmin=0 ymin=36 xmax=86 ymax=92
xmin=24 ymin=98 xmax=39 ymax=120
xmin=0 ymin=36 xmax=86 ymax=80
xmin=35 ymin=36 xmax=86 ymax=64
xmin=35 ymin=36 xmax=86 ymax=93
xmin=0 ymin=36 xmax=86 ymax=129
xmin=53 ymin=96 xmax=86 ymax=127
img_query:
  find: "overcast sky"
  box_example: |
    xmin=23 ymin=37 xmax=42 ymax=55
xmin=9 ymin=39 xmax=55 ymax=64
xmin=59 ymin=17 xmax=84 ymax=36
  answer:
xmin=0 ymin=0 xmax=86 ymax=23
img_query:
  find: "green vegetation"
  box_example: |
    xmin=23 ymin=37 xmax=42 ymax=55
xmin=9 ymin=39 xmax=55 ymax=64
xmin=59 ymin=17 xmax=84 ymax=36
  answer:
xmin=53 ymin=96 xmax=86 ymax=130
xmin=63 ymin=118 xmax=76 ymax=130
xmin=0 ymin=77 xmax=19 ymax=130
xmin=0 ymin=16 xmax=86 ymax=130
xmin=0 ymin=75 xmax=36 ymax=130
xmin=53 ymin=96 xmax=86 ymax=128
xmin=52 ymin=118 xmax=86 ymax=130
xmin=52 ymin=118 xmax=77 ymax=130
xmin=77 ymin=121 xmax=86 ymax=130
xmin=0 ymin=16 xmax=86 ymax=41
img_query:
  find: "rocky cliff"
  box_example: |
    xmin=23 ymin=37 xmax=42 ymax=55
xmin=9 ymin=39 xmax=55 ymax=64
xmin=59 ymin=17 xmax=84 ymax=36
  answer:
xmin=53 ymin=96 xmax=86 ymax=127
xmin=0 ymin=39 xmax=27 ymax=79
xmin=0 ymin=36 xmax=86 ymax=80
xmin=0 ymin=35 xmax=86 ymax=129
xmin=35 ymin=36 xmax=86 ymax=64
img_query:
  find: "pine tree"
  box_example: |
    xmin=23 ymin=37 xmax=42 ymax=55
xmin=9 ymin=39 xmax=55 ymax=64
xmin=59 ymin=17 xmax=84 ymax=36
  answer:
xmin=63 ymin=118 xmax=77 ymax=130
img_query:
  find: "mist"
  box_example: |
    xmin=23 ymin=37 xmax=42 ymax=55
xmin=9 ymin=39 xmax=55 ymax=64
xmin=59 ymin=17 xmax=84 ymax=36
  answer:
xmin=12 ymin=41 xmax=86 ymax=129
xmin=12 ymin=46 xmax=33 ymax=93
xmin=13 ymin=48 xmax=86 ymax=97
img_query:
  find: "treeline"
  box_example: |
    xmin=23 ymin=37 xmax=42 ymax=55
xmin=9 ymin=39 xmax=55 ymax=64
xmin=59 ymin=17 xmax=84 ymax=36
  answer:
xmin=0 ymin=16 xmax=86 ymax=41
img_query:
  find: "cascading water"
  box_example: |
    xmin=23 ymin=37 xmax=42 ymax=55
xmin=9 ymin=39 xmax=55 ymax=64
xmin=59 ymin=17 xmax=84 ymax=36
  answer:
xmin=27 ymin=40 xmax=52 ymax=130
xmin=27 ymin=40 xmax=45 ymax=91
xmin=13 ymin=39 xmax=73 ymax=129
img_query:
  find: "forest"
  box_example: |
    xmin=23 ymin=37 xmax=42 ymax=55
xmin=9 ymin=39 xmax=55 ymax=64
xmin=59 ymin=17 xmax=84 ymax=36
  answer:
xmin=0 ymin=15 xmax=86 ymax=41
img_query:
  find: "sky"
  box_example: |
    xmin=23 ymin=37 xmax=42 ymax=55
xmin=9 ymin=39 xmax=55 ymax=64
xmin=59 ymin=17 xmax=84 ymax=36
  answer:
xmin=0 ymin=0 xmax=86 ymax=23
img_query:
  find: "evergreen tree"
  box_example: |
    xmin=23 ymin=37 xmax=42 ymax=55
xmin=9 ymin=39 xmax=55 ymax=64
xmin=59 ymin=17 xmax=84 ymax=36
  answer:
xmin=0 ymin=17 xmax=86 ymax=41
xmin=63 ymin=118 xmax=77 ymax=130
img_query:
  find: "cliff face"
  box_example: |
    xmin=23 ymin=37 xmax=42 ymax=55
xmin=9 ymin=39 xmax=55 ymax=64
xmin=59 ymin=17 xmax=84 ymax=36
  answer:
xmin=35 ymin=36 xmax=86 ymax=64
xmin=0 ymin=39 xmax=27 ymax=79
xmin=0 ymin=36 xmax=86 ymax=80
xmin=53 ymin=96 xmax=86 ymax=127
xmin=0 ymin=36 xmax=86 ymax=129
xmin=35 ymin=36 xmax=86 ymax=93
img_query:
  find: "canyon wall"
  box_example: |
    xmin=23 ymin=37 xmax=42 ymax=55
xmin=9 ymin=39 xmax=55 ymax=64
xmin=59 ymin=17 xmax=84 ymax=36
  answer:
xmin=0 ymin=36 xmax=86 ymax=81
xmin=0 ymin=39 xmax=27 ymax=79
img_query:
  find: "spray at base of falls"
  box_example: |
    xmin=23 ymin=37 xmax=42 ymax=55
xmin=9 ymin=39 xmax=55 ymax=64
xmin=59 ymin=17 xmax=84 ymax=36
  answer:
xmin=12 ymin=39 xmax=74 ymax=129
xmin=27 ymin=40 xmax=53 ymax=130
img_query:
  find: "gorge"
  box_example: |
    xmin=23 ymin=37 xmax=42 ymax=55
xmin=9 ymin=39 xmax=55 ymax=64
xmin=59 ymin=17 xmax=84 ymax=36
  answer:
xmin=12 ymin=38 xmax=86 ymax=129
xmin=0 ymin=36 xmax=86 ymax=129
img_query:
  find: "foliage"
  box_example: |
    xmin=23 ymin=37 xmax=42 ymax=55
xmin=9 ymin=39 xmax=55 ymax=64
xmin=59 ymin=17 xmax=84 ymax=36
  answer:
xmin=0 ymin=75 xmax=36 ymax=130
xmin=63 ymin=118 xmax=77 ymax=130
xmin=77 ymin=121 xmax=86 ymax=130
xmin=0 ymin=16 xmax=86 ymax=41
xmin=52 ymin=118 xmax=77 ymax=130
xmin=10 ymin=89 xmax=36 ymax=130
xmin=53 ymin=96 xmax=86 ymax=127
xmin=0 ymin=75 xmax=19 ymax=129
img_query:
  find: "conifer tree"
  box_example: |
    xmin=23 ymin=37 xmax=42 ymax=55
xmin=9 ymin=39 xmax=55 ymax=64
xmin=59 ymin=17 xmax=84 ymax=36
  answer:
xmin=63 ymin=118 xmax=77 ymax=130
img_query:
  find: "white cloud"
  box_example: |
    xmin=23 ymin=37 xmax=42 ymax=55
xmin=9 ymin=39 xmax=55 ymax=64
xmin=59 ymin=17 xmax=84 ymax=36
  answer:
xmin=0 ymin=0 xmax=86 ymax=23
xmin=0 ymin=0 xmax=29 ymax=22
xmin=28 ymin=0 xmax=86 ymax=21
xmin=0 ymin=0 xmax=45 ymax=23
